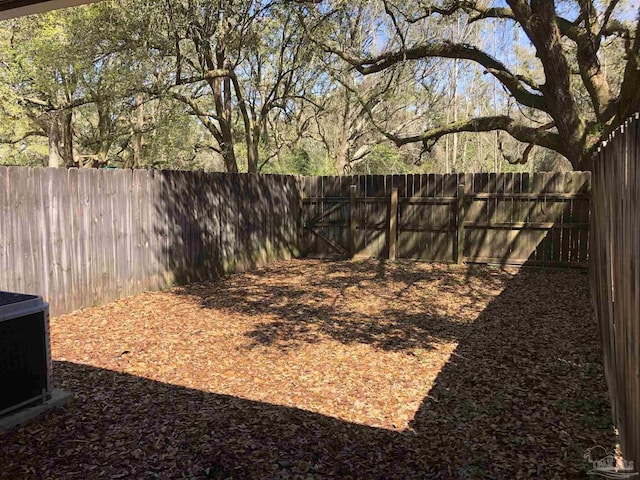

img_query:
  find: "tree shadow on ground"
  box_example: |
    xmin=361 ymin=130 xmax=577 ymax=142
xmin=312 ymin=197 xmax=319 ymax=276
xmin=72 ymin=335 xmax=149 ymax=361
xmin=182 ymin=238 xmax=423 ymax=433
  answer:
xmin=408 ymin=267 xmax=616 ymax=478
xmin=172 ymin=260 xmax=617 ymax=477
xmin=175 ymin=259 xmax=507 ymax=353
xmin=0 ymin=262 xmax=615 ymax=479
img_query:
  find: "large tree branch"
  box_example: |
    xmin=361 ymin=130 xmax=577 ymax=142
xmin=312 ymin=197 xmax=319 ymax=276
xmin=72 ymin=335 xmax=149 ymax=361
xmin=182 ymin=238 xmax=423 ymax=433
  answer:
xmin=175 ymin=68 xmax=234 ymax=86
xmin=571 ymin=0 xmax=616 ymax=121
xmin=384 ymin=115 xmax=563 ymax=156
xmin=613 ymin=15 xmax=640 ymax=124
xmin=18 ymin=96 xmax=52 ymax=108
xmin=0 ymin=130 xmax=45 ymax=144
xmin=333 ymin=62 xmax=563 ymax=162
xmin=325 ymin=41 xmax=547 ymax=113
xmin=418 ymin=0 xmax=613 ymax=121
xmin=399 ymin=1 xmax=475 ymax=24
xmin=504 ymin=0 xmax=587 ymax=164
xmin=415 ymin=2 xmax=580 ymax=40
xmin=166 ymin=90 xmax=224 ymax=144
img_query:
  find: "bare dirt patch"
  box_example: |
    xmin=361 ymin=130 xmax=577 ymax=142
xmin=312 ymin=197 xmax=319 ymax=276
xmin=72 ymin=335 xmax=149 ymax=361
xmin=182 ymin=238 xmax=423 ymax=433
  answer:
xmin=0 ymin=260 xmax=614 ymax=479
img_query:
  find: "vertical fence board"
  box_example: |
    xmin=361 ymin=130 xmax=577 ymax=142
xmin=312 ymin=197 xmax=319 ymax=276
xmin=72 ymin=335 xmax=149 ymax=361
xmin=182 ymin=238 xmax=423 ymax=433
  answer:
xmin=2 ymin=167 xmax=592 ymax=319
xmin=440 ymin=174 xmax=456 ymax=262
xmin=10 ymin=167 xmax=27 ymax=295
xmin=27 ymin=169 xmax=42 ymax=300
xmin=395 ymin=175 xmax=411 ymax=259
xmin=0 ymin=168 xmax=7 ymax=293
xmin=60 ymin=169 xmax=74 ymax=312
xmin=590 ymin=113 xmax=640 ymax=467
xmin=300 ymin=172 xmax=590 ymax=267
xmin=0 ymin=168 xmax=300 ymax=316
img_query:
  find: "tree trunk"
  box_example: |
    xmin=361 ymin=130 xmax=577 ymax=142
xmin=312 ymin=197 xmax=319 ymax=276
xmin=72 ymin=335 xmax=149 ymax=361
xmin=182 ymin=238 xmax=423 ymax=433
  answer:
xmin=132 ymin=94 xmax=144 ymax=169
xmin=47 ymin=113 xmax=62 ymax=168
xmin=247 ymin=124 xmax=260 ymax=174
xmin=48 ymin=126 xmax=61 ymax=168
xmin=92 ymin=102 xmax=113 ymax=168
xmin=452 ymin=58 xmax=459 ymax=173
xmin=220 ymin=75 xmax=239 ymax=172
xmin=61 ymin=109 xmax=75 ymax=167
xmin=335 ymin=129 xmax=350 ymax=173
xmin=220 ymin=139 xmax=238 ymax=173
xmin=210 ymin=61 xmax=239 ymax=173
xmin=97 ymin=144 xmax=110 ymax=167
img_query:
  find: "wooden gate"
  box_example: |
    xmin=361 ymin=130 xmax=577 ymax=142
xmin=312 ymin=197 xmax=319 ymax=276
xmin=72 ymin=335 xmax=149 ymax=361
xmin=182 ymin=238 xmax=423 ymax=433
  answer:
xmin=301 ymin=173 xmax=590 ymax=267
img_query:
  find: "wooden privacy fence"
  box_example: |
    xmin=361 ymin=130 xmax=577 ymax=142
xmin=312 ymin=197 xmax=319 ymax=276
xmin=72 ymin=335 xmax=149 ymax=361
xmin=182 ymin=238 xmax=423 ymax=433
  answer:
xmin=591 ymin=113 xmax=640 ymax=466
xmin=1 ymin=167 xmax=591 ymax=317
xmin=301 ymin=172 xmax=591 ymax=267
xmin=0 ymin=167 xmax=300 ymax=316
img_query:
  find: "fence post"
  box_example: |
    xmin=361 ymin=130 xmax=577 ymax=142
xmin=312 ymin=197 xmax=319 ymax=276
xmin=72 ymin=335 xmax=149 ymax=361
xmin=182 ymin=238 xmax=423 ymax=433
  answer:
xmin=389 ymin=186 xmax=398 ymax=261
xmin=298 ymin=175 xmax=305 ymax=257
xmin=349 ymin=184 xmax=357 ymax=258
xmin=456 ymin=184 xmax=465 ymax=265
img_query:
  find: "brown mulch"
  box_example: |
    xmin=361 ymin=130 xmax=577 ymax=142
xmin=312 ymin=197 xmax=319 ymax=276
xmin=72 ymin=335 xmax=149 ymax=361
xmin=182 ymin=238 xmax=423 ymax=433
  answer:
xmin=0 ymin=259 xmax=615 ymax=479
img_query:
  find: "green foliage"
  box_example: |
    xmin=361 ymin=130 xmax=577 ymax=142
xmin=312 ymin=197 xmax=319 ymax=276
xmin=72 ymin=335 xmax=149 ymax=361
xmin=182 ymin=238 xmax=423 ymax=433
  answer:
xmin=351 ymin=144 xmax=412 ymax=174
xmin=261 ymin=144 xmax=335 ymax=176
xmin=0 ymin=0 xmax=632 ymax=172
xmin=289 ymin=149 xmax=312 ymax=176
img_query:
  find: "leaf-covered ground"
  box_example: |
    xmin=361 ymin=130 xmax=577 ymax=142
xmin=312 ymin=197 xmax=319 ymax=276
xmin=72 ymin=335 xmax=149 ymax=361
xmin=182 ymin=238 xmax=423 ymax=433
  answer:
xmin=0 ymin=260 xmax=615 ymax=479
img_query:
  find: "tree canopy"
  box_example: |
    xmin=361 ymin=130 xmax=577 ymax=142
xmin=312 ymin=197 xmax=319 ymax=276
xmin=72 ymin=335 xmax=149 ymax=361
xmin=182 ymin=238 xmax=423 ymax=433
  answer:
xmin=308 ymin=0 xmax=639 ymax=170
xmin=0 ymin=0 xmax=637 ymax=173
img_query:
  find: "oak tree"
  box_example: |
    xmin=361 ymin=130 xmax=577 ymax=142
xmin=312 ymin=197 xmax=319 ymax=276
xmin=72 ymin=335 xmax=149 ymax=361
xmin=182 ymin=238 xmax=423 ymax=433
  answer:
xmin=308 ymin=0 xmax=639 ymax=170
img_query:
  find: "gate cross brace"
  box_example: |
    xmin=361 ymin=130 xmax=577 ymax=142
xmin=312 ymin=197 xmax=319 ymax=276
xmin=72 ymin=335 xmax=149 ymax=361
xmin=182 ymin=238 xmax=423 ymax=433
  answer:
xmin=304 ymin=200 xmax=349 ymax=227
xmin=303 ymin=199 xmax=350 ymax=256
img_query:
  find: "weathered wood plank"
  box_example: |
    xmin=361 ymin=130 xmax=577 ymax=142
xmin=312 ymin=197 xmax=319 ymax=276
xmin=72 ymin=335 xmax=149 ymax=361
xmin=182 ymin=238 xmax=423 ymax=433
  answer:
xmin=0 ymin=167 xmax=592 ymax=319
xmin=456 ymin=184 xmax=465 ymax=265
xmin=550 ymin=172 xmax=563 ymax=263
xmin=464 ymin=221 xmax=589 ymax=229
xmin=27 ymin=169 xmax=44 ymax=300
xmin=389 ymin=187 xmax=398 ymax=261
xmin=9 ymin=166 xmax=26 ymax=295
xmin=421 ymin=174 xmax=435 ymax=261
xmin=468 ymin=192 xmax=589 ymax=199
xmin=440 ymin=173 xmax=457 ymax=262
xmin=0 ymin=167 xmax=7 ymax=291
xmin=349 ymin=184 xmax=356 ymax=257
xmin=59 ymin=168 xmax=74 ymax=312
xmin=590 ymin=113 xmax=639 ymax=467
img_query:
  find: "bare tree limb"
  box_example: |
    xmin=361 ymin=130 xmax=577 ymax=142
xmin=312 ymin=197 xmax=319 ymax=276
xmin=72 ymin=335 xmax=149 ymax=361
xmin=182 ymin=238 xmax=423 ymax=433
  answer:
xmin=166 ymin=90 xmax=224 ymax=144
xmin=384 ymin=115 xmax=563 ymax=155
xmin=433 ymin=0 xmax=614 ymax=121
xmin=382 ymin=0 xmax=407 ymax=50
xmin=599 ymin=0 xmax=622 ymax=35
xmin=498 ymin=137 xmax=534 ymax=165
xmin=176 ymin=68 xmax=234 ymax=86
xmin=323 ymin=40 xmax=547 ymax=112
xmin=0 ymin=130 xmax=45 ymax=144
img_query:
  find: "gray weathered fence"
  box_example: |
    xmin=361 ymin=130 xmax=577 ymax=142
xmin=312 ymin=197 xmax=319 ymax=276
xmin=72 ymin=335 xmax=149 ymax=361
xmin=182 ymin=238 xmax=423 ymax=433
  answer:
xmin=1 ymin=167 xmax=593 ymax=318
xmin=0 ymin=167 xmax=300 ymax=316
xmin=591 ymin=113 xmax=640 ymax=467
xmin=302 ymin=172 xmax=590 ymax=266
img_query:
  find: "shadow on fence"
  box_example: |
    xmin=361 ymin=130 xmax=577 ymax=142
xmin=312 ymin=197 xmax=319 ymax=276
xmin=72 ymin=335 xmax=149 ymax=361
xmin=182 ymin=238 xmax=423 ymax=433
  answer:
xmin=301 ymin=173 xmax=590 ymax=267
xmin=0 ymin=168 xmax=589 ymax=317
xmin=154 ymin=172 xmax=301 ymax=286
xmin=0 ymin=168 xmax=302 ymax=316
xmin=462 ymin=172 xmax=590 ymax=268
xmin=590 ymin=113 xmax=640 ymax=466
